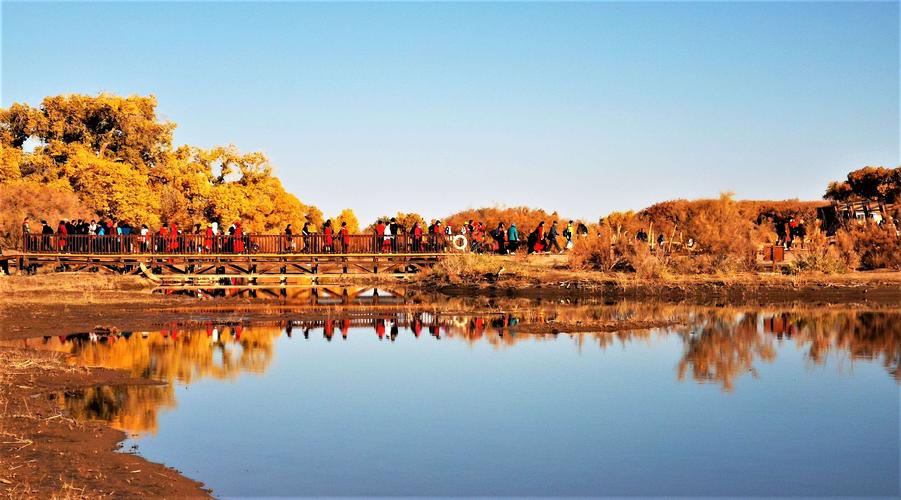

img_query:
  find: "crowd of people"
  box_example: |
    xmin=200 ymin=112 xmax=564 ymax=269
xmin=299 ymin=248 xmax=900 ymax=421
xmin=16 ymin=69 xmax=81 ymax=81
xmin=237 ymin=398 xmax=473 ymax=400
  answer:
xmin=19 ymin=215 xmax=582 ymax=255
xmin=21 ymin=217 xmax=249 ymax=253
xmin=361 ymin=218 xmax=580 ymax=255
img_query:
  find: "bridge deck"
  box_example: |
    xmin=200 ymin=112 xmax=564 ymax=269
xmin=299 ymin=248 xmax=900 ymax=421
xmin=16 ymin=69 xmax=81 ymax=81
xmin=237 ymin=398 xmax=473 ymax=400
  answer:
xmin=7 ymin=251 xmax=451 ymax=277
xmin=7 ymin=233 xmax=458 ymax=277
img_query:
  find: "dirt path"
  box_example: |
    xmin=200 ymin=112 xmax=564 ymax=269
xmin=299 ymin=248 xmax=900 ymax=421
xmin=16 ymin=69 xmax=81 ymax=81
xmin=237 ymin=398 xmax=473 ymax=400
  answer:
xmin=0 ymin=348 xmax=210 ymax=498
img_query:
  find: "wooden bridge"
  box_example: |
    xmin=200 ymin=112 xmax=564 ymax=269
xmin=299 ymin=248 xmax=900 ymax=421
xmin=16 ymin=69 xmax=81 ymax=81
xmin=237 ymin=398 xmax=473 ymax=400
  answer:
xmin=5 ymin=234 xmax=456 ymax=281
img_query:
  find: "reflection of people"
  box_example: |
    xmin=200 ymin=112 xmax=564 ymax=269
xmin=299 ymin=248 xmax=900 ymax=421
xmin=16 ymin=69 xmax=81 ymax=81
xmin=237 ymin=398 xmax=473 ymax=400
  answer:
xmin=376 ymin=319 xmax=386 ymax=340
xmin=324 ymin=320 xmax=334 ymax=341
xmin=341 ymin=319 xmax=350 ymax=340
xmin=412 ymin=315 xmax=422 ymax=338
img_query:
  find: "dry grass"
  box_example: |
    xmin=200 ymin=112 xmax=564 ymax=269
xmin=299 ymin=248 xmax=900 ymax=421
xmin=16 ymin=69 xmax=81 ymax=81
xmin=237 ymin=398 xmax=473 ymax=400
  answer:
xmin=0 ymin=272 xmax=155 ymax=305
xmin=426 ymin=253 xmax=555 ymax=285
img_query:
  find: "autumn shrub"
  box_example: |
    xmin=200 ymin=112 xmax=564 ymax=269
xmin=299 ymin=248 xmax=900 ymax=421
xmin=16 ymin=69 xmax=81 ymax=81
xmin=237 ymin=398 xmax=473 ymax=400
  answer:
xmin=569 ymin=229 xmax=622 ymax=272
xmin=786 ymin=229 xmax=854 ymax=274
xmin=569 ymin=226 xmax=668 ymax=277
xmin=0 ymin=181 xmax=92 ymax=250
xmin=846 ymin=224 xmax=901 ymax=270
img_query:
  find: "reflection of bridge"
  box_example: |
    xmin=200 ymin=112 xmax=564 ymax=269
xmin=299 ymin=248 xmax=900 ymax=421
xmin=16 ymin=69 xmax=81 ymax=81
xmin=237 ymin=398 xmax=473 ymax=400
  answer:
xmin=163 ymin=286 xmax=412 ymax=305
xmin=8 ymin=234 xmax=453 ymax=279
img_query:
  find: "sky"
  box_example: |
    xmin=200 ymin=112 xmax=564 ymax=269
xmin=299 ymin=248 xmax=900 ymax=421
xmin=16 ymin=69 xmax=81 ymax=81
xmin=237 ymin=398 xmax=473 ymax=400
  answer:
xmin=2 ymin=1 xmax=898 ymax=224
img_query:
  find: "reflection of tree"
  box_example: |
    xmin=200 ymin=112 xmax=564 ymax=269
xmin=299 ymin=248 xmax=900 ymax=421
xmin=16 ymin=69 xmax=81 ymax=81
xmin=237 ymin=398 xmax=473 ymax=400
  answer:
xmin=674 ymin=310 xmax=901 ymax=391
xmin=15 ymin=324 xmax=283 ymax=435
xmin=54 ymin=385 xmax=175 ymax=435
xmin=677 ymin=313 xmax=776 ymax=391
xmin=53 ymin=324 xmax=281 ymax=384
xmin=787 ymin=312 xmax=901 ymax=382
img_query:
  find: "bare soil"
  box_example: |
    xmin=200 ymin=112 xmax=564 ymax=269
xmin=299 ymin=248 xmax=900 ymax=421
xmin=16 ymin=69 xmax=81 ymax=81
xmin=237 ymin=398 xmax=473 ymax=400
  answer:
xmin=0 ymin=348 xmax=210 ymax=498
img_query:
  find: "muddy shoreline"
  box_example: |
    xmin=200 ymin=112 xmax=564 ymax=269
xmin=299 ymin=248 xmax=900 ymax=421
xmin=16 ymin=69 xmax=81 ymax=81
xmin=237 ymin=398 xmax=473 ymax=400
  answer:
xmin=0 ymin=348 xmax=210 ymax=498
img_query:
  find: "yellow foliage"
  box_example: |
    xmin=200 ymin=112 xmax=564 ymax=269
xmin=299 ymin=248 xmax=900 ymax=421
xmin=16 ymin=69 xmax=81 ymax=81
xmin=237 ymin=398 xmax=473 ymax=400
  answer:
xmin=60 ymin=144 xmax=160 ymax=225
xmin=334 ymin=208 xmax=360 ymax=233
xmin=0 ymin=93 xmax=321 ymax=233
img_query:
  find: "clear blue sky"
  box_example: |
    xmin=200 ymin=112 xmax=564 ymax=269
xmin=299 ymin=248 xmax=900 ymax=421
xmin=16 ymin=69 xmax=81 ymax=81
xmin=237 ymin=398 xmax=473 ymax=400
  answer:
xmin=2 ymin=1 xmax=898 ymax=224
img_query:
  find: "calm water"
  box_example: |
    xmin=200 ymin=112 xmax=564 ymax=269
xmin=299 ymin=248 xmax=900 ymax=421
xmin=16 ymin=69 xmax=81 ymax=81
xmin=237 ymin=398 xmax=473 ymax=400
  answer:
xmin=14 ymin=301 xmax=901 ymax=497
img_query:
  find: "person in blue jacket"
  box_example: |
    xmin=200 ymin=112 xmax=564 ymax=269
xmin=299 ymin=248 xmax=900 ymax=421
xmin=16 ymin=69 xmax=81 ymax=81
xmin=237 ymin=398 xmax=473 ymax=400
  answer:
xmin=507 ymin=223 xmax=520 ymax=254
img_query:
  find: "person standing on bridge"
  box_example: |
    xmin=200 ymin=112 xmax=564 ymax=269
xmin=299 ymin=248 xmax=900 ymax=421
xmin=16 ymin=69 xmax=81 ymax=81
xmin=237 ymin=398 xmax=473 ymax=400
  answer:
xmin=339 ymin=221 xmax=350 ymax=253
xmin=323 ymin=219 xmax=334 ymax=253
xmin=389 ymin=218 xmax=400 ymax=253
xmin=301 ymin=221 xmax=312 ymax=253
xmin=430 ymin=220 xmax=443 ymax=252
xmin=284 ymin=224 xmax=294 ymax=253
xmin=411 ymin=222 xmax=423 ymax=252
xmin=56 ymin=220 xmax=68 ymax=252
xmin=204 ymin=224 xmax=213 ymax=253
xmin=40 ymin=220 xmax=53 ymax=251
xmin=233 ymin=221 xmax=245 ymax=254
xmin=375 ymin=219 xmax=386 ymax=253
xmin=21 ymin=218 xmax=30 ymax=251
xmin=170 ymin=222 xmax=181 ymax=253
xmin=382 ymin=219 xmax=393 ymax=253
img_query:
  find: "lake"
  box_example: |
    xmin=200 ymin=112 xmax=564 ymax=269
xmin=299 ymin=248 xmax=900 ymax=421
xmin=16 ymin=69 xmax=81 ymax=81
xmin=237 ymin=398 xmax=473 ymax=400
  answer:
xmin=11 ymin=295 xmax=900 ymax=497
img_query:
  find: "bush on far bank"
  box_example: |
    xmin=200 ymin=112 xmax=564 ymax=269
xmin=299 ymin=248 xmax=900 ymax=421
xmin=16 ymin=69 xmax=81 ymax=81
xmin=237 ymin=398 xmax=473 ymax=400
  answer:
xmin=569 ymin=193 xmax=900 ymax=276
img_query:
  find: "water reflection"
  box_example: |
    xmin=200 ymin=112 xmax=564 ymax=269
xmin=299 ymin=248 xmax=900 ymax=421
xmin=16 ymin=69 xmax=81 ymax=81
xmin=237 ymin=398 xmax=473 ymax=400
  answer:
xmin=157 ymin=285 xmax=410 ymax=305
xmin=5 ymin=306 xmax=900 ymax=437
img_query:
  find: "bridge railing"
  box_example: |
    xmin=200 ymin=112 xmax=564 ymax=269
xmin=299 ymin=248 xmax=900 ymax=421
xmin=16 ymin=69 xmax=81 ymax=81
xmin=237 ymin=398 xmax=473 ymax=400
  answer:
xmin=22 ymin=233 xmax=454 ymax=255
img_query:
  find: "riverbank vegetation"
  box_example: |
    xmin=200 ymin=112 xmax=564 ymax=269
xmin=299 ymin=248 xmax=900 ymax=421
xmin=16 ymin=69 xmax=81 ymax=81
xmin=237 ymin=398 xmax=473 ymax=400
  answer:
xmin=568 ymin=167 xmax=900 ymax=276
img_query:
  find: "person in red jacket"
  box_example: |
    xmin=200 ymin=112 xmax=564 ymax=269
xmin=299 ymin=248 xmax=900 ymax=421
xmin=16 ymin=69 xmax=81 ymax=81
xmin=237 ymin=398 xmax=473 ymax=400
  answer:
xmin=323 ymin=220 xmax=334 ymax=253
xmin=411 ymin=222 xmax=423 ymax=252
xmin=233 ymin=221 xmax=245 ymax=253
xmin=203 ymin=225 xmax=213 ymax=253
xmin=339 ymin=221 xmax=350 ymax=253
xmin=532 ymin=221 xmax=546 ymax=253
xmin=168 ymin=223 xmax=179 ymax=252
xmin=56 ymin=220 xmax=68 ymax=252
xmin=375 ymin=220 xmax=386 ymax=253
